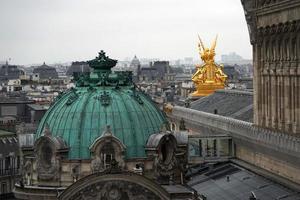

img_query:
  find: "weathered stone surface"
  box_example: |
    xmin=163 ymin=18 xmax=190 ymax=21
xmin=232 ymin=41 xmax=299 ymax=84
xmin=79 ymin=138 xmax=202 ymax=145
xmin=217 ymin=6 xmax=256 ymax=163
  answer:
xmin=242 ymin=0 xmax=300 ymax=134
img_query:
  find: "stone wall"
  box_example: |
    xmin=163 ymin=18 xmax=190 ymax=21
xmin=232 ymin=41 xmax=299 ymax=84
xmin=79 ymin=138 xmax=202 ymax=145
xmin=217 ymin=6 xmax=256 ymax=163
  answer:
xmin=241 ymin=0 xmax=300 ymax=134
xmin=236 ymin=145 xmax=300 ymax=184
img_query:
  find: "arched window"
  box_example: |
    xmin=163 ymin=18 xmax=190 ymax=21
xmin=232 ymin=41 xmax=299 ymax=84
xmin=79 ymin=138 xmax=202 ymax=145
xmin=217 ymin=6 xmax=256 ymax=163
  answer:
xmin=160 ymin=139 xmax=174 ymax=165
xmin=100 ymin=142 xmax=115 ymax=169
xmin=41 ymin=143 xmax=53 ymax=167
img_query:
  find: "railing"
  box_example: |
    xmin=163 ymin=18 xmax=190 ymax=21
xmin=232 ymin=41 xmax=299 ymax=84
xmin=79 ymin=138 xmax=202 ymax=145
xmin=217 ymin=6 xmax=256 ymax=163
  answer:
xmin=170 ymin=106 xmax=300 ymax=157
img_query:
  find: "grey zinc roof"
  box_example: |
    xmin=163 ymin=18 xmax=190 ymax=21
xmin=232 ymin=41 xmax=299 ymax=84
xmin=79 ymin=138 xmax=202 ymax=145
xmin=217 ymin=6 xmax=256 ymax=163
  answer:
xmin=188 ymin=163 xmax=300 ymax=200
xmin=190 ymin=90 xmax=253 ymax=123
xmin=27 ymin=104 xmax=48 ymax=111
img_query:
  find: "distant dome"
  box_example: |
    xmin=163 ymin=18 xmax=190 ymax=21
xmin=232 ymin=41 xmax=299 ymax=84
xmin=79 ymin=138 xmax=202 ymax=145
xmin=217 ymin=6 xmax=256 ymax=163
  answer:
xmin=35 ymin=51 xmax=166 ymax=159
xmin=33 ymin=62 xmax=58 ymax=79
xmin=130 ymin=55 xmax=140 ymax=67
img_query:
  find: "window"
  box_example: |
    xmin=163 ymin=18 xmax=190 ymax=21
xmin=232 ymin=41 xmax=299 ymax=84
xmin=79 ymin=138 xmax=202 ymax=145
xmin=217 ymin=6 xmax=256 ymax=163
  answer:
xmin=206 ymin=139 xmax=217 ymax=157
xmin=5 ymin=157 xmax=10 ymax=170
xmin=199 ymin=139 xmax=202 ymax=157
xmin=188 ymin=138 xmax=200 ymax=157
xmin=41 ymin=144 xmax=53 ymax=167
xmin=100 ymin=143 xmax=115 ymax=169
xmin=0 ymin=159 xmax=3 ymax=175
xmin=160 ymin=140 xmax=174 ymax=164
xmin=1 ymin=182 xmax=7 ymax=194
xmin=16 ymin=156 xmax=20 ymax=169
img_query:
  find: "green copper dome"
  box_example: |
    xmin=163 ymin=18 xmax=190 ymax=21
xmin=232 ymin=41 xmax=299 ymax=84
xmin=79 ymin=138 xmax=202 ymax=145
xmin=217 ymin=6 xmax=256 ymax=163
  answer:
xmin=35 ymin=51 xmax=167 ymax=159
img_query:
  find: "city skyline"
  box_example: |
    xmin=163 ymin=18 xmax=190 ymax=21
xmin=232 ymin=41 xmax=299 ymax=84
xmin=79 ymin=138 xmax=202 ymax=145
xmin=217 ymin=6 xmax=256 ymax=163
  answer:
xmin=0 ymin=0 xmax=251 ymax=65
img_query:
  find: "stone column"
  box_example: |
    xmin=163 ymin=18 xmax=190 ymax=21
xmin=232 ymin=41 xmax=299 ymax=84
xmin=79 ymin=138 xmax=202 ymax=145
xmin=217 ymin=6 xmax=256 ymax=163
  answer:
xmin=216 ymin=139 xmax=220 ymax=158
xmin=202 ymin=139 xmax=206 ymax=158
xmin=271 ymin=70 xmax=277 ymax=129
xmin=296 ymin=68 xmax=300 ymax=134
xmin=253 ymin=42 xmax=261 ymax=124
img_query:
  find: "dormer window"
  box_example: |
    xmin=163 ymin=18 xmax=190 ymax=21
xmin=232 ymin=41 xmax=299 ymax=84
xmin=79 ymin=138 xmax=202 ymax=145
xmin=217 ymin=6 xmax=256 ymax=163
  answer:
xmin=100 ymin=142 xmax=115 ymax=169
xmin=159 ymin=137 xmax=176 ymax=165
xmin=90 ymin=127 xmax=126 ymax=173
xmin=41 ymin=143 xmax=53 ymax=167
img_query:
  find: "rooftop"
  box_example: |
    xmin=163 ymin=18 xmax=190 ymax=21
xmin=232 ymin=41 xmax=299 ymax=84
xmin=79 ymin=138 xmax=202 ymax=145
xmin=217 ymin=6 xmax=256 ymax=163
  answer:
xmin=27 ymin=104 xmax=48 ymax=111
xmin=0 ymin=129 xmax=15 ymax=137
xmin=190 ymin=89 xmax=253 ymax=122
xmin=187 ymin=162 xmax=300 ymax=200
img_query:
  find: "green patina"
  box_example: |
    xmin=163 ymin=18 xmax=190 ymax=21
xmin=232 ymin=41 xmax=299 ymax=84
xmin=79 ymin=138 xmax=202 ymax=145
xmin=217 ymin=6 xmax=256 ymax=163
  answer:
xmin=35 ymin=51 xmax=167 ymax=159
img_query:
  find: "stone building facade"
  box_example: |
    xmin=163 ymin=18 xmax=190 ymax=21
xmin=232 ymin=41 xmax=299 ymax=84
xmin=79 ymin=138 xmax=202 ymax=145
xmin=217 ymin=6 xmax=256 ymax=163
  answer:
xmin=33 ymin=63 xmax=58 ymax=80
xmin=242 ymin=0 xmax=300 ymax=134
xmin=0 ymin=63 xmax=24 ymax=82
xmin=0 ymin=130 xmax=20 ymax=199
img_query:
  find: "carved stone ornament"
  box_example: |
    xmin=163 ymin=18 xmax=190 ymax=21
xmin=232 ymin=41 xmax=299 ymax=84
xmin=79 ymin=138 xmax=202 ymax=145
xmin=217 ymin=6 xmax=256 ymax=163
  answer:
xmin=70 ymin=181 xmax=159 ymax=200
xmin=71 ymin=163 xmax=81 ymax=181
xmin=24 ymin=159 xmax=32 ymax=176
xmin=35 ymin=133 xmax=60 ymax=181
xmin=23 ymin=159 xmax=33 ymax=185
xmin=154 ymin=153 xmax=177 ymax=177
xmin=91 ymin=156 xmax=104 ymax=173
xmin=36 ymin=156 xmax=59 ymax=181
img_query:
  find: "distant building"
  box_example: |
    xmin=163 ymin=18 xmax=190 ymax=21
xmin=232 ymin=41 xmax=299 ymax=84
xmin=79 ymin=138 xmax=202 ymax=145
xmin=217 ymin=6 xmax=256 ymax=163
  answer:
xmin=32 ymin=63 xmax=58 ymax=80
xmin=138 ymin=61 xmax=175 ymax=83
xmin=221 ymin=52 xmax=252 ymax=65
xmin=221 ymin=52 xmax=243 ymax=63
xmin=130 ymin=55 xmax=141 ymax=70
xmin=0 ymin=62 xmax=24 ymax=82
xmin=184 ymin=57 xmax=193 ymax=65
xmin=0 ymin=93 xmax=34 ymax=129
xmin=130 ymin=55 xmax=141 ymax=82
xmin=0 ymin=130 xmax=20 ymax=199
xmin=6 ymin=79 xmax=22 ymax=92
xmin=223 ymin=65 xmax=241 ymax=82
xmin=66 ymin=61 xmax=91 ymax=77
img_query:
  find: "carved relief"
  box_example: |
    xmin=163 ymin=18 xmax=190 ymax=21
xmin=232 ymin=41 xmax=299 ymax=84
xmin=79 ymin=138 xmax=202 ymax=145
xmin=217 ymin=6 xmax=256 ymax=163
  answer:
xmin=68 ymin=181 xmax=161 ymax=200
xmin=34 ymin=128 xmax=68 ymax=182
xmin=154 ymin=135 xmax=178 ymax=178
xmin=23 ymin=159 xmax=33 ymax=185
xmin=35 ymin=139 xmax=60 ymax=181
xmin=71 ymin=163 xmax=81 ymax=182
xmin=154 ymin=152 xmax=177 ymax=178
xmin=91 ymin=156 xmax=104 ymax=173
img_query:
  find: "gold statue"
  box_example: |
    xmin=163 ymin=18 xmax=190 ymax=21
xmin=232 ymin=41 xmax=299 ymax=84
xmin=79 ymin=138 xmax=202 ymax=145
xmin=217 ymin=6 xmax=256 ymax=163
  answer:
xmin=191 ymin=35 xmax=227 ymax=97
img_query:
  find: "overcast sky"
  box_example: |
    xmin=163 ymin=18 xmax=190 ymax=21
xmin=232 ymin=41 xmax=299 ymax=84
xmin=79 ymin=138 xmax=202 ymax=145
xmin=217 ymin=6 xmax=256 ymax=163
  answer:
xmin=0 ymin=0 xmax=252 ymax=65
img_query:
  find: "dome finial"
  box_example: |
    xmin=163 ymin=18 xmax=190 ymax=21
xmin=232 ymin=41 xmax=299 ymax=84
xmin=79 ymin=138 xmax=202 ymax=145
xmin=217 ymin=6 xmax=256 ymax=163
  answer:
xmin=87 ymin=50 xmax=117 ymax=71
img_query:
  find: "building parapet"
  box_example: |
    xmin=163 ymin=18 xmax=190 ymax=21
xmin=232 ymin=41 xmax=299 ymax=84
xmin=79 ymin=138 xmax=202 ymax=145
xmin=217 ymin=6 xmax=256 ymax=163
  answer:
xmin=170 ymin=106 xmax=300 ymax=158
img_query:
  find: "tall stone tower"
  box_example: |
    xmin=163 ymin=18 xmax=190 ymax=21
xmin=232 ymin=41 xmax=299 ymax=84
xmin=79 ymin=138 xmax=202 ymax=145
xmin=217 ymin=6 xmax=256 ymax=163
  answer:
xmin=242 ymin=0 xmax=300 ymax=134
